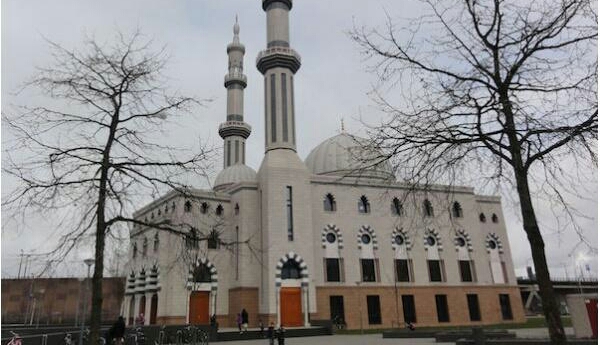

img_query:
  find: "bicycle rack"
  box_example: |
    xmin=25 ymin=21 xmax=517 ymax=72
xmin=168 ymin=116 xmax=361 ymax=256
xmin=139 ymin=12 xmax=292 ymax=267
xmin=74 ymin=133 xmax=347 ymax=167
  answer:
xmin=156 ymin=331 xmax=165 ymax=345
xmin=175 ymin=330 xmax=183 ymax=345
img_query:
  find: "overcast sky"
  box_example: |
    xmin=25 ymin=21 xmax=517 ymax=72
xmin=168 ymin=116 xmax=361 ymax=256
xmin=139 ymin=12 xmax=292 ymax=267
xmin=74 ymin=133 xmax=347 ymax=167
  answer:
xmin=2 ymin=0 xmax=597 ymax=279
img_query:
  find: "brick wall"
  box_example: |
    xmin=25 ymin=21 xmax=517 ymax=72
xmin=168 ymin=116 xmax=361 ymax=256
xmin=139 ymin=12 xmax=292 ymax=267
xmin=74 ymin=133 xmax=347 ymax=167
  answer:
xmin=228 ymin=287 xmax=259 ymax=327
xmin=314 ymin=285 xmax=524 ymax=329
xmin=1 ymin=277 xmax=125 ymax=325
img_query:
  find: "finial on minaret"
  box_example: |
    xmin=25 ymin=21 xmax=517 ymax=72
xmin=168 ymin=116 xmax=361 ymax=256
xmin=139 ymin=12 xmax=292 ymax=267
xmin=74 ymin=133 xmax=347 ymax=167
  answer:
xmin=341 ymin=118 xmax=345 ymax=133
xmin=233 ymin=15 xmax=240 ymax=43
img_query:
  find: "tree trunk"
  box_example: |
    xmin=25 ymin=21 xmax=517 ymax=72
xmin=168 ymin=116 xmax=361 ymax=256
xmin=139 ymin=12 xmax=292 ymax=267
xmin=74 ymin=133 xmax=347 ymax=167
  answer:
xmin=514 ymin=166 xmax=566 ymax=344
xmin=500 ymin=87 xmax=565 ymax=344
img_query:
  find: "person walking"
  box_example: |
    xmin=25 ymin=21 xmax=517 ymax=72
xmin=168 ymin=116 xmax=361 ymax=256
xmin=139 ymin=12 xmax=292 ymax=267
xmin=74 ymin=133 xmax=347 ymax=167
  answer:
xmin=241 ymin=308 xmax=249 ymax=333
xmin=267 ymin=322 xmax=275 ymax=345
xmin=108 ymin=316 xmax=126 ymax=345
xmin=236 ymin=313 xmax=243 ymax=334
xmin=276 ymin=326 xmax=285 ymax=345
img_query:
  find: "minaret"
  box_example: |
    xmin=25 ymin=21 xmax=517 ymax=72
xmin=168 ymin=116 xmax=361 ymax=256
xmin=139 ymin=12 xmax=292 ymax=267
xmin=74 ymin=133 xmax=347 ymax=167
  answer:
xmin=256 ymin=0 xmax=301 ymax=152
xmin=219 ymin=17 xmax=252 ymax=168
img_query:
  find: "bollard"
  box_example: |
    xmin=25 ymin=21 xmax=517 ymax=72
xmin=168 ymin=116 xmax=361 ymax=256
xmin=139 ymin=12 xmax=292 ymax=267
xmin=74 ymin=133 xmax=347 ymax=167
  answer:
xmin=471 ymin=327 xmax=485 ymax=345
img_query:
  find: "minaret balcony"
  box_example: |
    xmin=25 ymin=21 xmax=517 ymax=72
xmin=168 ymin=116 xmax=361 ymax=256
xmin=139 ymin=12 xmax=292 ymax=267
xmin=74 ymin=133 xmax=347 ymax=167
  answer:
xmin=219 ymin=121 xmax=252 ymax=139
xmin=224 ymin=73 xmax=247 ymax=87
xmin=256 ymin=47 xmax=301 ymax=74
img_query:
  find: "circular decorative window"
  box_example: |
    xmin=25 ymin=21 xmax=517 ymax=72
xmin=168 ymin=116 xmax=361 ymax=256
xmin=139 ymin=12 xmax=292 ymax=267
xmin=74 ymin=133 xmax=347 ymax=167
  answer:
xmin=394 ymin=235 xmax=404 ymax=246
xmin=326 ymin=232 xmax=337 ymax=243
xmin=488 ymin=240 xmax=497 ymax=249
xmin=456 ymin=237 xmax=466 ymax=247
xmin=361 ymin=234 xmax=371 ymax=244
xmin=426 ymin=235 xmax=436 ymax=246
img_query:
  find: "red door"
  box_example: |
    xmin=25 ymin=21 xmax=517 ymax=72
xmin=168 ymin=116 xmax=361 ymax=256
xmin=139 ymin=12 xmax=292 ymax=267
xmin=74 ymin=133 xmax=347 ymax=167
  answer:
xmin=585 ymin=298 xmax=597 ymax=338
xmin=150 ymin=294 xmax=158 ymax=325
xmin=189 ymin=291 xmax=210 ymax=325
xmin=280 ymin=288 xmax=302 ymax=327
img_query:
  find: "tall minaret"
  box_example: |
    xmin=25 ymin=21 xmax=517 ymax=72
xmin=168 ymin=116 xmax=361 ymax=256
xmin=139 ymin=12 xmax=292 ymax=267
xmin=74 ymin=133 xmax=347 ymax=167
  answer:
xmin=219 ymin=17 xmax=252 ymax=168
xmin=256 ymin=0 xmax=301 ymax=152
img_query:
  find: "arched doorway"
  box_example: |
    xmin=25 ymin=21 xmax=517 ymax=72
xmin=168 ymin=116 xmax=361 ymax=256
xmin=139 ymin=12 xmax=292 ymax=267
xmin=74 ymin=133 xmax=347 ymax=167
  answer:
xmin=188 ymin=262 xmax=215 ymax=325
xmin=277 ymin=256 xmax=306 ymax=327
xmin=150 ymin=294 xmax=158 ymax=325
xmin=139 ymin=295 xmax=146 ymax=321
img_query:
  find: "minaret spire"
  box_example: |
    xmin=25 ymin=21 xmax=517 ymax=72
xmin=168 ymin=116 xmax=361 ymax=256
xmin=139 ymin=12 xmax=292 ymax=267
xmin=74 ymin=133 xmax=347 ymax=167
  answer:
xmin=219 ymin=18 xmax=252 ymax=168
xmin=257 ymin=0 xmax=301 ymax=152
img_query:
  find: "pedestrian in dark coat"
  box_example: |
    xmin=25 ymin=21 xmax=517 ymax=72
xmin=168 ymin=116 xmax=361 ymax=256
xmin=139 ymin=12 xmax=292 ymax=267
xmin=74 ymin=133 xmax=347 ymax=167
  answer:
xmin=241 ymin=308 xmax=249 ymax=332
xmin=108 ymin=316 xmax=126 ymax=345
xmin=267 ymin=322 xmax=275 ymax=345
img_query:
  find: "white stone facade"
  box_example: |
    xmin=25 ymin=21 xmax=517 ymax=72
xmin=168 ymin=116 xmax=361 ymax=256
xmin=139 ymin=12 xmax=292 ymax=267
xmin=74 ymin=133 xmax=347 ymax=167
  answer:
xmin=122 ymin=0 xmax=523 ymax=328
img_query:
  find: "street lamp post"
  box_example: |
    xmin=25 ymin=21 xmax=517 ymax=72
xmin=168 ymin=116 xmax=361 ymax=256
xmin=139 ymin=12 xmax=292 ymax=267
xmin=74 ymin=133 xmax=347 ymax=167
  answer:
xmin=79 ymin=259 xmax=95 ymax=345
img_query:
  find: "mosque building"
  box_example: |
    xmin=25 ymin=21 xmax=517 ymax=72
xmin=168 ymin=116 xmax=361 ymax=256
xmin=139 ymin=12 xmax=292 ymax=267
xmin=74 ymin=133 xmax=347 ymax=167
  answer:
xmin=122 ymin=0 xmax=524 ymax=329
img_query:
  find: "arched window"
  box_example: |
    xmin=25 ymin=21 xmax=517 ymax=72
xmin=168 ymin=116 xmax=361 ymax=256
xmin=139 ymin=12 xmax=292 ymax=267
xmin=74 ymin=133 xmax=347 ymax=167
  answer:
xmin=153 ymin=233 xmax=159 ymax=252
xmin=200 ymin=202 xmax=209 ymax=214
xmin=452 ymin=202 xmax=463 ymax=218
xmin=186 ymin=228 xmax=199 ymax=249
xmin=358 ymin=195 xmax=370 ymax=214
xmin=142 ymin=237 xmax=148 ymax=256
xmin=215 ymin=204 xmax=224 ymax=216
xmin=164 ymin=204 xmax=169 ymax=214
xmin=151 ymin=212 xmax=154 ymax=219
xmin=323 ymin=193 xmax=337 ymax=212
xmin=132 ymin=243 xmax=138 ymax=258
xmin=281 ymin=260 xmax=301 ymax=279
xmin=184 ymin=200 xmax=192 ymax=213
xmin=479 ymin=213 xmax=487 ymax=223
xmin=492 ymin=213 xmax=499 ymax=223
xmin=234 ymin=204 xmax=240 ymax=215
xmin=208 ymin=229 xmax=220 ymax=249
xmin=193 ymin=264 xmax=212 ymax=283
xmin=171 ymin=201 xmax=176 ymax=211
xmin=423 ymin=199 xmax=434 ymax=217
xmin=157 ymin=208 xmax=161 ymax=216
xmin=391 ymin=197 xmax=404 ymax=216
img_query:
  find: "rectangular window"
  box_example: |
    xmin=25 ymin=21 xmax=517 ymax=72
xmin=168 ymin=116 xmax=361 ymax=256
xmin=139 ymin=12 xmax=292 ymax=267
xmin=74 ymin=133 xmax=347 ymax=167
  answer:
xmin=325 ymin=258 xmax=341 ymax=282
xmin=286 ymin=186 xmax=293 ymax=241
xmin=428 ymin=260 xmax=444 ymax=282
xmin=459 ymin=260 xmax=473 ymax=282
xmin=402 ymin=295 xmax=417 ymax=323
xmin=270 ymin=73 xmax=277 ymax=143
xmin=467 ymin=294 xmax=481 ymax=321
xmin=366 ymin=295 xmax=382 ymax=324
xmin=501 ymin=261 xmax=509 ymax=283
xmin=234 ymin=140 xmax=239 ymax=163
xmin=395 ymin=259 xmax=412 ymax=282
xmin=435 ymin=294 xmax=450 ymax=322
xmin=281 ymin=73 xmax=288 ymax=142
xmin=329 ymin=296 xmax=345 ymax=324
xmin=235 ymin=226 xmax=239 ymax=280
xmin=226 ymin=140 xmax=231 ymax=166
xmin=499 ymin=294 xmax=513 ymax=320
xmin=290 ymin=75 xmax=295 ymax=144
xmin=361 ymin=259 xmax=376 ymax=282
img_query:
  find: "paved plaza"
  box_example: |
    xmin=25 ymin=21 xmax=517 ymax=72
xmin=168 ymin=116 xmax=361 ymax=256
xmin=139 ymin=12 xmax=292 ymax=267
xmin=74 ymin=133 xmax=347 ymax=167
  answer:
xmin=213 ymin=328 xmax=574 ymax=345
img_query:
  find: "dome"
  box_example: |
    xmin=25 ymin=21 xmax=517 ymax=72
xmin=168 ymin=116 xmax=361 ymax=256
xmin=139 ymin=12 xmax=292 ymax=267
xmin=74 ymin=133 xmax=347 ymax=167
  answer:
xmin=214 ymin=164 xmax=257 ymax=191
xmin=305 ymin=133 xmax=395 ymax=180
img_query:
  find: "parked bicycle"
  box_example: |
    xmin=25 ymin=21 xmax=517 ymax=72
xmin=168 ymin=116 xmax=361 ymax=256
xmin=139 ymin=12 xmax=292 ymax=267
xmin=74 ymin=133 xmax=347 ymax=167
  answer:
xmin=6 ymin=332 xmax=22 ymax=345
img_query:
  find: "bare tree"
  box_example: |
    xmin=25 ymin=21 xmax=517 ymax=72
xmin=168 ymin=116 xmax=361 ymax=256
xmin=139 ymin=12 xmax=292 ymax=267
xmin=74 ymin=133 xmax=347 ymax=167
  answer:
xmin=2 ymin=32 xmax=215 ymax=345
xmin=351 ymin=0 xmax=596 ymax=343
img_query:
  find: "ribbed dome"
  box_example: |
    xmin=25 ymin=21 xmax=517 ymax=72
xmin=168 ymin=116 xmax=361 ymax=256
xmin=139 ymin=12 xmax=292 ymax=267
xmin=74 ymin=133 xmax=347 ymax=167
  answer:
xmin=214 ymin=164 xmax=257 ymax=191
xmin=305 ymin=133 xmax=395 ymax=180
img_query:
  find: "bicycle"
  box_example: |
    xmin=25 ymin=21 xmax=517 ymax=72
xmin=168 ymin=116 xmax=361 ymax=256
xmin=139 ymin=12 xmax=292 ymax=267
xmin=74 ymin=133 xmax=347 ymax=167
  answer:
xmin=6 ymin=332 xmax=22 ymax=345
